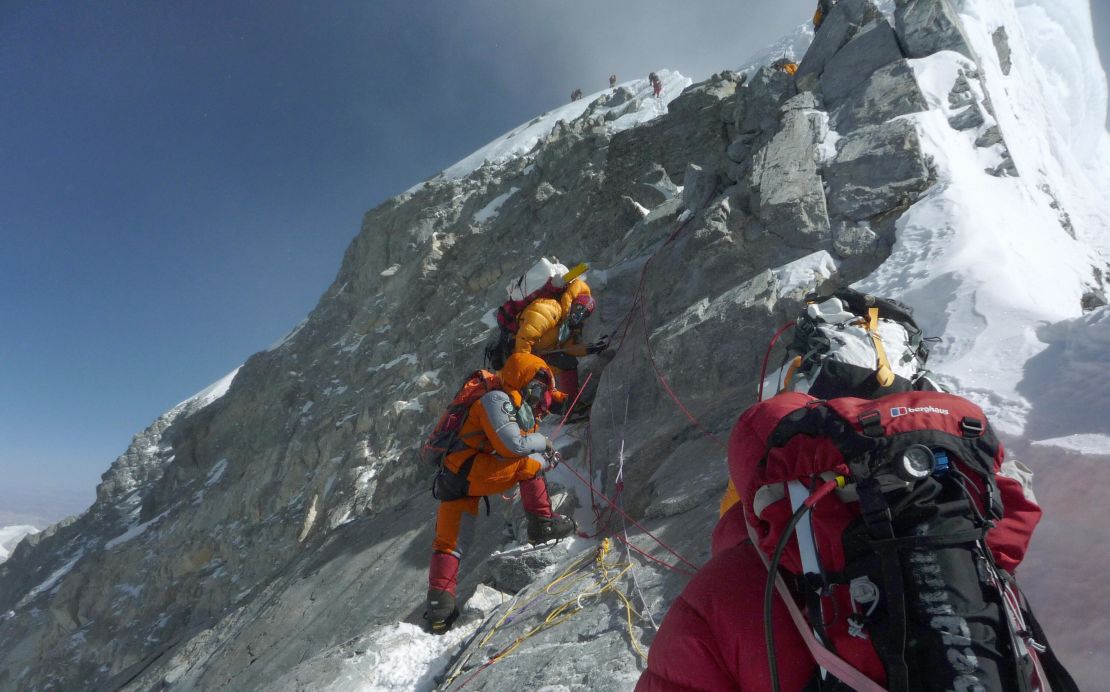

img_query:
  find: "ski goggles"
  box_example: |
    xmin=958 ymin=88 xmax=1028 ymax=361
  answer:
xmin=568 ymin=303 xmax=591 ymax=326
xmin=522 ymin=378 xmax=549 ymax=408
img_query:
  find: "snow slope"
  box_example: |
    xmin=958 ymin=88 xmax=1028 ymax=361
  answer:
xmin=852 ymin=2 xmax=1110 ymax=685
xmin=857 ymin=0 xmax=1110 ymax=436
xmin=0 ymin=525 xmax=39 ymax=564
xmin=415 ymin=70 xmax=693 ymax=189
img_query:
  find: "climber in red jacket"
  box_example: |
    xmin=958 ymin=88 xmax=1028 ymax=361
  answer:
xmin=637 ymin=389 xmax=1050 ymax=691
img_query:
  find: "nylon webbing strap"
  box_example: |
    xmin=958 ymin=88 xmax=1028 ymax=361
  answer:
xmin=747 ymin=524 xmax=888 ymax=692
xmin=867 ymin=308 xmax=896 ymax=387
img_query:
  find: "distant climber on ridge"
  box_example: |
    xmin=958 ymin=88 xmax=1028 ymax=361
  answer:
xmin=773 ymin=56 xmax=798 ymax=76
xmin=425 ymin=353 xmax=575 ymax=634
xmin=570 ymin=88 xmax=583 ymax=102
xmin=513 ymin=276 xmax=604 ymax=413
xmin=609 ymin=73 xmax=617 ymax=89
xmin=649 ymin=72 xmax=662 ymax=98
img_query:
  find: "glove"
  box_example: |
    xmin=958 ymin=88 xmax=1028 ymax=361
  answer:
xmin=586 ymin=335 xmax=611 ymax=355
xmin=542 ymin=441 xmax=562 ymax=471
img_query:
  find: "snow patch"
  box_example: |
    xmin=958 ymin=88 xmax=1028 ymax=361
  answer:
xmin=367 ymin=354 xmax=418 ymax=374
xmin=205 ymin=458 xmax=229 ymax=487
xmin=310 ymin=585 xmax=511 ymax=691
xmin=857 ymin=48 xmax=1098 ymax=434
xmin=20 ymin=551 xmax=84 ymax=604
xmin=772 ymin=251 xmax=839 ymax=297
xmin=105 ymin=509 xmax=172 ymax=550
xmin=1031 ymin=434 xmax=1110 ymax=455
xmin=0 ymin=525 xmax=39 ymax=564
xmin=473 ymin=187 xmax=519 ymax=223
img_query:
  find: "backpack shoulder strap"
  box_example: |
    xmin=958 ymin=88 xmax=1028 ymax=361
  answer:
xmin=746 ymin=523 xmax=888 ymax=692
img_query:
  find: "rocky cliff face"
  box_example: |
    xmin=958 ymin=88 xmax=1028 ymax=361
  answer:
xmin=0 ymin=1 xmax=1102 ymax=690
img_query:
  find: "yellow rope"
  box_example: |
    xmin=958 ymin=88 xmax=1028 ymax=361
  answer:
xmin=462 ymin=538 xmax=650 ymax=684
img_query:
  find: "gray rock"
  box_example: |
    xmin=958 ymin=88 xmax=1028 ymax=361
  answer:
xmin=1082 ymin=289 xmax=1108 ymax=311
xmin=734 ymin=66 xmax=798 ymax=135
xmin=751 ymin=95 xmax=831 ymax=245
xmin=669 ymin=71 xmax=742 ymax=116
xmin=797 ymin=0 xmax=884 ymax=86
xmin=825 ymin=118 xmax=933 ymax=221
xmin=994 ymin=26 xmax=1013 ymax=75
xmin=950 ymin=71 xmax=974 ymax=94
xmin=894 ymin=0 xmax=974 ymax=59
xmin=948 ymin=103 xmax=985 ymax=130
xmin=783 ymin=90 xmax=820 ymax=112
xmin=820 ymin=19 xmax=905 ymax=108
xmin=727 ymin=134 xmax=755 ymax=164
xmin=987 ymin=154 xmax=1019 ymax=177
xmin=631 ymin=164 xmax=680 ymax=208
xmin=830 ymin=59 xmax=930 ymax=133
xmin=948 ymin=74 xmax=977 ymax=108
xmin=683 ymin=163 xmax=719 ymax=212
xmin=486 ymin=544 xmax=567 ymax=593
xmin=1039 ymin=183 xmax=1077 ymax=239
xmin=531 ymin=181 xmax=561 ymax=207
xmin=975 ymin=125 xmax=1004 ymax=148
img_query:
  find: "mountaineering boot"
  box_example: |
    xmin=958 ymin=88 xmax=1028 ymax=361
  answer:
xmin=424 ymin=589 xmax=459 ymax=635
xmin=526 ymin=512 xmax=576 ymax=544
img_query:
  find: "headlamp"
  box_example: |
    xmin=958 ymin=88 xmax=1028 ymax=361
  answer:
xmin=897 ymin=444 xmax=936 ymax=481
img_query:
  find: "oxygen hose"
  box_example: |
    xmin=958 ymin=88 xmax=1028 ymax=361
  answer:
xmin=763 ymin=478 xmax=842 ymax=692
xmin=757 ymin=321 xmax=797 ymax=401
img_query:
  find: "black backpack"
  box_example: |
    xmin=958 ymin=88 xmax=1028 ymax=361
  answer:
xmin=770 ymin=287 xmax=942 ymax=400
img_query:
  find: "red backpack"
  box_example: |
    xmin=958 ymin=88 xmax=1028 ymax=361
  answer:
xmin=424 ymin=369 xmax=505 ymax=502
xmin=421 ymin=369 xmax=501 ymax=467
xmin=730 ymin=390 xmax=1076 ymax=692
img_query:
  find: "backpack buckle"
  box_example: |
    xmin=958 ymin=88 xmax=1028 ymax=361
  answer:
xmin=960 ymin=417 xmax=985 ymax=437
xmin=858 ymin=410 xmax=884 ymax=437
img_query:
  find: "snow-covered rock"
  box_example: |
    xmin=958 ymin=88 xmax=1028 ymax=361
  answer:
xmin=0 ymin=526 xmax=38 ymax=564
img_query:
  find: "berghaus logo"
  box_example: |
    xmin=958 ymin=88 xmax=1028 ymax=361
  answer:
xmin=890 ymin=405 xmax=950 ymax=417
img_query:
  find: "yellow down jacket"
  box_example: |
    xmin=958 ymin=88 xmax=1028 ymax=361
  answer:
xmin=513 ymin=279 xmax=591 ymax=357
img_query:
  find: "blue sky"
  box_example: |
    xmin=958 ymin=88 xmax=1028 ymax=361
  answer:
xmin=1 ymin=1 xmax=1108 ymax=525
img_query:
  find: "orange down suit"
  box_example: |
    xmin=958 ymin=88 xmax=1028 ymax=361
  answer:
xmin=431 ymin=353 xmax=554 ymax=559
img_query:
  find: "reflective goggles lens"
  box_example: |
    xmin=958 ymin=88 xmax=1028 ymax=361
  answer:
xmin=569 ymin=304 xmax=590 ymax=326
xmin=523 ymin=379 xmax=547 ymax=405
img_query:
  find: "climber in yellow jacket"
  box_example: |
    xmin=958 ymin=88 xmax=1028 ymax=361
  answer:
xmin=513 ymin=278 xmax=605 ymax=407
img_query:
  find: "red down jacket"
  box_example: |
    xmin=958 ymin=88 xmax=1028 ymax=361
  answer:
xmin=637 ymin=391 xmax=1042 ymax=691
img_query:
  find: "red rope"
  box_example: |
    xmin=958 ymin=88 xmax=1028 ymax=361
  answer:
xmin=613 ymin=216 xmax=693 ymax=351
xmin=613 ymin=532 xmax=697 ymax=577
xmin=552 ymin=371 xmax=593 ymax=439
xmin=450 ymin=217 xmax=706 ymax=690
xmin=757 ymin=321 xmax=797 ymax=401
xmin=560 ymin=457 xmax=701 ymax=572
xmin=637 ymin=299 xmax=728 ymax=450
